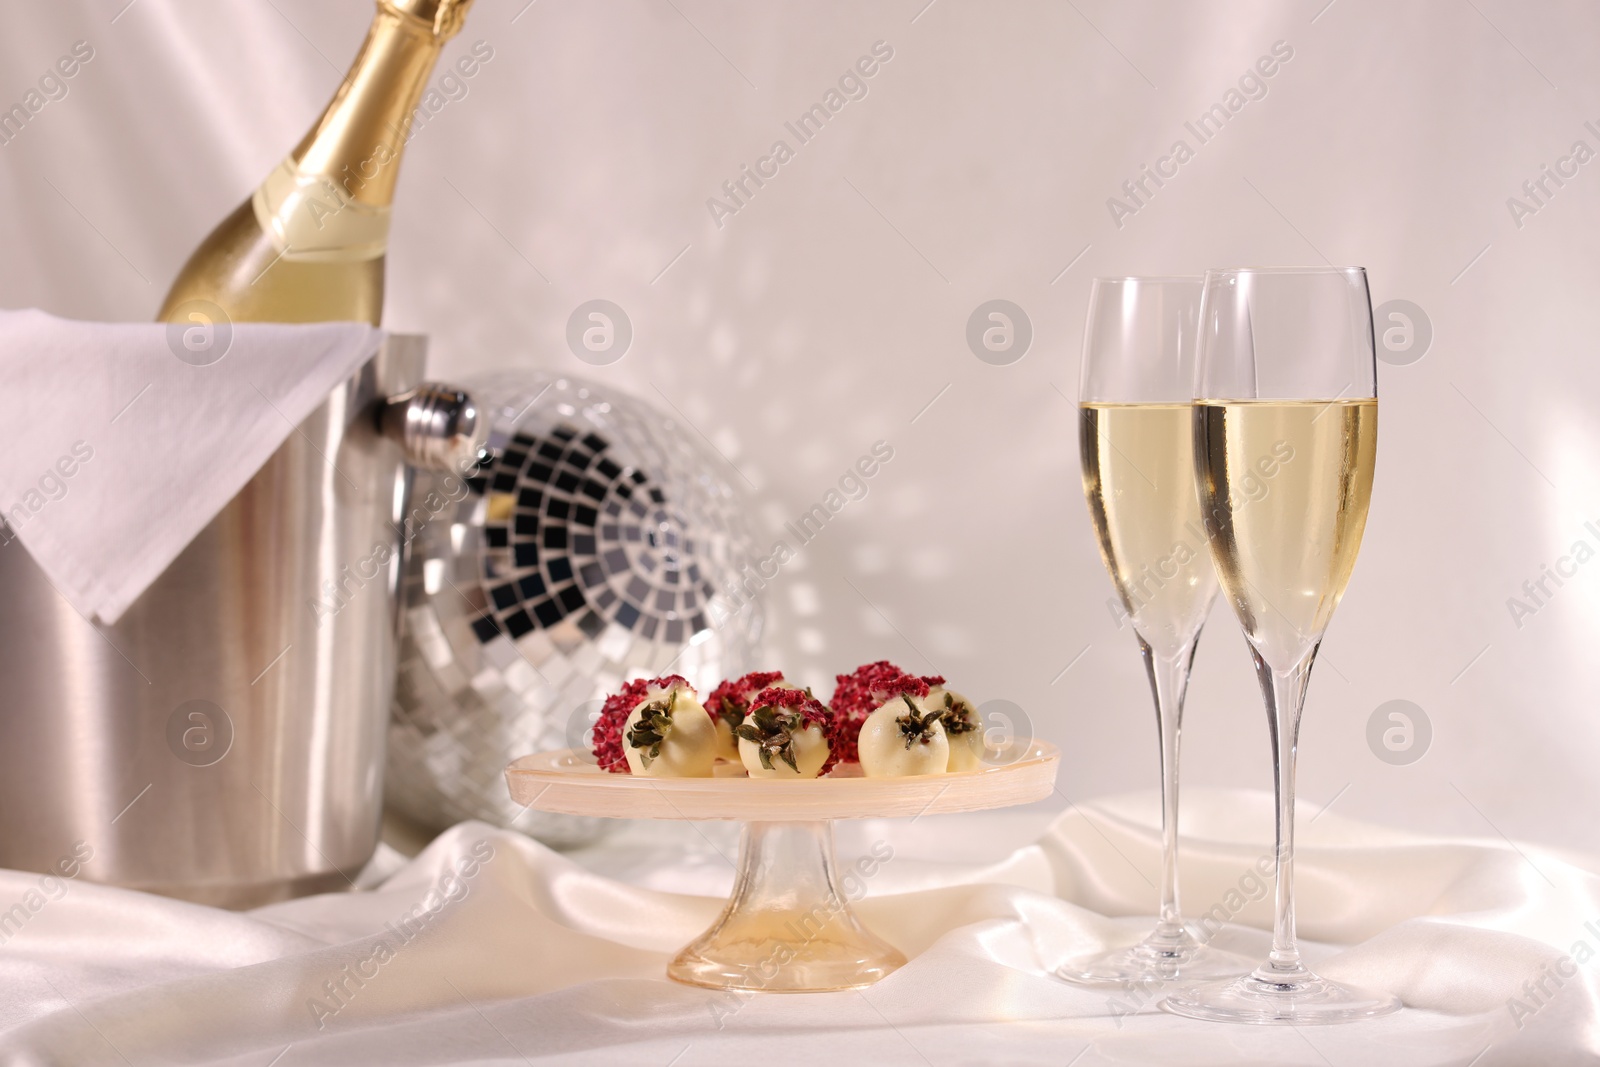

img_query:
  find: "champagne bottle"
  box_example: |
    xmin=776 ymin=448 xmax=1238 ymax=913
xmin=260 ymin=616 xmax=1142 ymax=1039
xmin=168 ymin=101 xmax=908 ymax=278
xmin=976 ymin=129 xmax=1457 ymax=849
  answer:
xmin=157 ymin=0 xmax=474 ymax=325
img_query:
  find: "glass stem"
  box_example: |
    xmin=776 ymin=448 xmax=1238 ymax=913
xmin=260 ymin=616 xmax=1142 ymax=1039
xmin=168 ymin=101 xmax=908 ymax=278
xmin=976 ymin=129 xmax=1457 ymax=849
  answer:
xmin=1139 ymin=635 xmax=1199 ymax=939
xmin=1253 ymin=646 xmax=1316 ymax=977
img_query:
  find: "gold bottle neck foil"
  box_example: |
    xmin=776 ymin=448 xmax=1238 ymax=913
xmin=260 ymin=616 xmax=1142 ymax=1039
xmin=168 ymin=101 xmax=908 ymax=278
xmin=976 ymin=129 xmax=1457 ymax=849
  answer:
xmin=382 ymin=0 xmax=474 ymax=39
xmin=251 ymin=0 xmax=474 ymax=261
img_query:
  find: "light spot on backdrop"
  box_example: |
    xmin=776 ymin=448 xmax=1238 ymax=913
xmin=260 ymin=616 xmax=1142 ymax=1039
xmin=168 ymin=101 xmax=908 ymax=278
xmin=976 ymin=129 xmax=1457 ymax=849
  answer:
xmin=789 ymin=581 xmax=821 ymax=616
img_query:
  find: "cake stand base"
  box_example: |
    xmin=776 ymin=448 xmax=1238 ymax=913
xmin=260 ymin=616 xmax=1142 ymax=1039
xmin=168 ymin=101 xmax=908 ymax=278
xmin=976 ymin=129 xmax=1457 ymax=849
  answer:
xmin=668 ymin=820 xmax=907 ymax=993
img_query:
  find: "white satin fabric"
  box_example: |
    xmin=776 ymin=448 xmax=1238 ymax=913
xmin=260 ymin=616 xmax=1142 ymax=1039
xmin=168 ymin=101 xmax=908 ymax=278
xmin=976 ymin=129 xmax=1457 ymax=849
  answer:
xmin=0 ymin=789 xmax=1594 ymax=1066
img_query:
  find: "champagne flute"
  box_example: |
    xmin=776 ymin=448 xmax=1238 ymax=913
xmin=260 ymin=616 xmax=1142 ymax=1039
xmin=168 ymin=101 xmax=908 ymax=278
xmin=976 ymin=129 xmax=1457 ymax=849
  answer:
xmin=1161 ymin=266 xmax=1400 ymax=1023
xmin=1059 ymin=277 xmax=1253 ymax=985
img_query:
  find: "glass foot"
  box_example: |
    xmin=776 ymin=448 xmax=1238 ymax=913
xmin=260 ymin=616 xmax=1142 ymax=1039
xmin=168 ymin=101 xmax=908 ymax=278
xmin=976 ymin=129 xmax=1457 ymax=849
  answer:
xmin=667 ymin=821 xmax=907 ymax=993
xmin=1057 ymin=923 xmax=1254 ymax=986
xmin=1161 ymin=961 xmax=1401 ymax=1024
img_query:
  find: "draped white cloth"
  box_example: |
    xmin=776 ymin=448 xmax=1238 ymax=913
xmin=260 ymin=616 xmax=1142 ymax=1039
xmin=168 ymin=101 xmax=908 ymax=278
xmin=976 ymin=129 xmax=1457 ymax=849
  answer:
xmin=0 ymin=789 xmax=1594 ymax=1066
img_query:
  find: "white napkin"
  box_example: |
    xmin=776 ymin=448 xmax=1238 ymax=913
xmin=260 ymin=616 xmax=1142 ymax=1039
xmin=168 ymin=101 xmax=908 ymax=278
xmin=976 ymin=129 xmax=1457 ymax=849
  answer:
xmin=0 ymin=308 xmax=384 ymax=625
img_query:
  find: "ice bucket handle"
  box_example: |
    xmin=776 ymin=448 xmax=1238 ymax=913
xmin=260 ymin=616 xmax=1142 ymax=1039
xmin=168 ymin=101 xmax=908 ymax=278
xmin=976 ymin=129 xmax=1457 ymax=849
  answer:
xmin=378 ymin=383 xmax=486 ymax=472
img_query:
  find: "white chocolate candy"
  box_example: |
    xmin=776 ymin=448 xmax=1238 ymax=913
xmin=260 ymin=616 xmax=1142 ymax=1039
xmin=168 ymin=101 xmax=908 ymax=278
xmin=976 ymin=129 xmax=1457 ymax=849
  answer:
xmin=925 ymin=687 xmax=984 ymax=772
xmin=858 ymin=695 xmax=949 ymax=777
xmin=622 ymin=684 xmax=716 ymax=778
xmin=711 ymin=716 xmax=739 ymax=763
xmin=711 ymin=678 xmax=795 ymax=761
xmin=739 ymin=721 xmax=829 ymax=779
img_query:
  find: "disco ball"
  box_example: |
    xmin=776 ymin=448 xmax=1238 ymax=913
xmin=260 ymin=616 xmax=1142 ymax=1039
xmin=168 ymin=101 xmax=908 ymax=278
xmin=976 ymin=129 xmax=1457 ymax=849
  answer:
xmin=386 ymin=371 xmax=764 ymax=847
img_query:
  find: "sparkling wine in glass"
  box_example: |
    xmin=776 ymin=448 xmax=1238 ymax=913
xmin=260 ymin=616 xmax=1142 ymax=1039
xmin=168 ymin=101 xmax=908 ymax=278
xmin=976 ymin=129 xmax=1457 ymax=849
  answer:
xmin=1161 ymin=266 xmax=1400 ymax=1024
xmin=1059 ymin=277 xmax=1253 ymax=986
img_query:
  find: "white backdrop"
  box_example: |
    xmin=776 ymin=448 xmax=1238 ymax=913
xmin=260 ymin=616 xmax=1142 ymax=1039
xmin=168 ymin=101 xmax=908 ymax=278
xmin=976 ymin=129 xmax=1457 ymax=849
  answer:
xmin=2 ymin=0 xmax=1598 ymax=854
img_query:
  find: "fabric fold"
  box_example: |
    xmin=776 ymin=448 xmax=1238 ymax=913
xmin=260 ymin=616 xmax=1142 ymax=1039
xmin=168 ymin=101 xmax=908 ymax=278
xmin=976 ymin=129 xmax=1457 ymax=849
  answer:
xmin=0 ymin=791 xmax=1594 ymax=1065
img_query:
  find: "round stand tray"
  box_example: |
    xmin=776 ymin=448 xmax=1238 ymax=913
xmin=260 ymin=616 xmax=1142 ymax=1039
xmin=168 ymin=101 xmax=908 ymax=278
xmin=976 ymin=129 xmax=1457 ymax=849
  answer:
xmin=504 ymin=743 xmax=1059 ymax=993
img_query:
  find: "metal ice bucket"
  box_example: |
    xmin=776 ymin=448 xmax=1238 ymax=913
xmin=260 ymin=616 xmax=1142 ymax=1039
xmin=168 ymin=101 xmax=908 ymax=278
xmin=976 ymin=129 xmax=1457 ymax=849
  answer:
xmin=0 ymin=335 xmax=481 ymax=907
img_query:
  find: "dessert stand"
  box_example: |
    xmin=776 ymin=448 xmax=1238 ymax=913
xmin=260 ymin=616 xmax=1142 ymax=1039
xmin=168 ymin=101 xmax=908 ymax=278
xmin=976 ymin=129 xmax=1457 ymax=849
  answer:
xmin=505 ymin=742 xmax=1059 ymax=992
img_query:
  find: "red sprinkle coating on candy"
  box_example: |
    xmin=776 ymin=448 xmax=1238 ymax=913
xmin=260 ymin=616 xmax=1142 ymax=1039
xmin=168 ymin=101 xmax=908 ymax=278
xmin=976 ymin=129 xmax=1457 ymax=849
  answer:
xmin=592 ymin=674 xmax=691 ymax=773
xmin=829 ymin=661 xmax=930 ymax=764
xmin=706 ymin=671 xmax=787 ymax=729
xmin=749 ymin=686 xmax=841 ymax=776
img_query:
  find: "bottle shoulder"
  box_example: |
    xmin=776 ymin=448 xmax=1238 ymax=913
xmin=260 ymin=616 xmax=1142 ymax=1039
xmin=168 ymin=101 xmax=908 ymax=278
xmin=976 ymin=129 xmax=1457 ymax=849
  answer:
xmin=157 ymin=198 xmax=384 ymax=325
